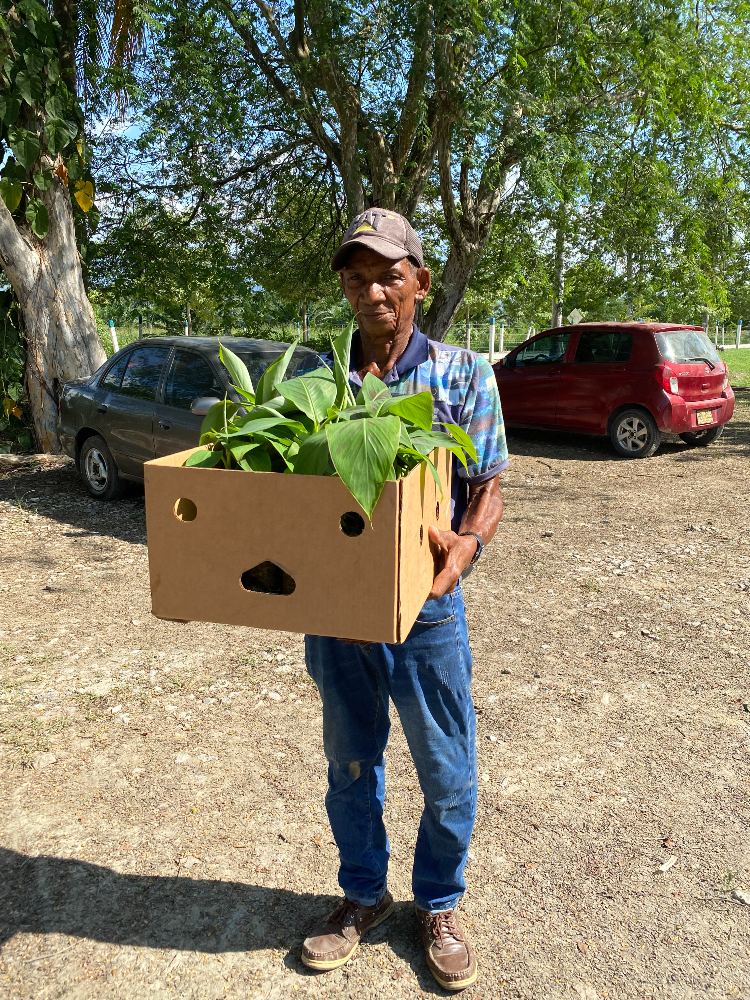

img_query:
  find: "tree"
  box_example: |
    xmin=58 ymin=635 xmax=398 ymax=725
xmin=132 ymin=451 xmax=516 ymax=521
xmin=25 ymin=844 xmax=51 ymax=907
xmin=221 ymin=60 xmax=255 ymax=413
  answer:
xmin=189 ymin=0 xmax=749 ymax=338
xmin=0 ymin=0 xmax=142 ymax=450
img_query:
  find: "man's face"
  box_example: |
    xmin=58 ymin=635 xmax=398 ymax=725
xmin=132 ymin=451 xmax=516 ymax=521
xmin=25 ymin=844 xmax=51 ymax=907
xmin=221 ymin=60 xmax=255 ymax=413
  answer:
xmin=339 ymin=247 xmax=430 ymax=342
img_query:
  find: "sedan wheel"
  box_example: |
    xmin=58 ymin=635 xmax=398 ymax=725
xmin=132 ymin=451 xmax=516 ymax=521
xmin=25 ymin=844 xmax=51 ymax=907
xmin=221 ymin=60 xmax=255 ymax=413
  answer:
xmin=610 ymin=408 xmax=661 ymax=459
xmin=79 ymin=434 xmax=125 ymax=499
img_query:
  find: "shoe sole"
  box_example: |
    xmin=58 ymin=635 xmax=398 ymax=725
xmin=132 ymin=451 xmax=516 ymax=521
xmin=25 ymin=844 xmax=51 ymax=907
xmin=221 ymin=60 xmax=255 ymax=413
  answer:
xmin=431 ymin=966 xmax=478 ymax=991
xmin=300 ymin=900 xmax=395 ymax=971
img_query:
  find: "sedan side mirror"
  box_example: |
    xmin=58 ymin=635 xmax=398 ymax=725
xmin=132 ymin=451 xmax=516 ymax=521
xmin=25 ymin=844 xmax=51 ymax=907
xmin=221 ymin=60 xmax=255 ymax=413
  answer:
xmin=190 ymin=396 xmax=221 ymax=416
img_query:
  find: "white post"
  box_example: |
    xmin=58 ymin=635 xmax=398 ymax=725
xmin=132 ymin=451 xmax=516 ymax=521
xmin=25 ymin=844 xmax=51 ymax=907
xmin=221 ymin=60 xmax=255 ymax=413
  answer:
xmin=499 ymin=322 xmax=505 ymax=355
xmin=526 ymin=325 xmax=533 ymax=340
xmin=108 ymin=319 xmax=119 ymax=353
xmin=722 ymin=325 xmax=725 ymax=348
xmin=736 ymin=320 xmax=743 ymax=349
xmin=488 ymin=316 xmax=496 ymax=363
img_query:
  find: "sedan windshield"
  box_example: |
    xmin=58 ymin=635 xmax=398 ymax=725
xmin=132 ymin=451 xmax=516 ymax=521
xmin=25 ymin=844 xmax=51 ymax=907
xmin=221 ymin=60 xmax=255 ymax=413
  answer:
xmin=655 ymin=329 xmax=721 ymax=365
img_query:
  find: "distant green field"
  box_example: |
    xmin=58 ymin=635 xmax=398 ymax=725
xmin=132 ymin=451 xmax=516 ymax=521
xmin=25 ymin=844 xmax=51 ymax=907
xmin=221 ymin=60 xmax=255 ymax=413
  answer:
xmin=723 ymin=348 xmax=750 ymax=387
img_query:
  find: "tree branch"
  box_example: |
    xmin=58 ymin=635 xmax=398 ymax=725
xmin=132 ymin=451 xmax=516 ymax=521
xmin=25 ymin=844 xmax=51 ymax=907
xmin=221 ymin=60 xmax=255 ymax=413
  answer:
xmin=214 ymin=0 xmax=339 ymax=164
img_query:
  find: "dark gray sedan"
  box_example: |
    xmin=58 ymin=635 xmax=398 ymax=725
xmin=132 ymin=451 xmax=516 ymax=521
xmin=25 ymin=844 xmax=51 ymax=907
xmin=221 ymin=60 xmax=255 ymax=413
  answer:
xmin=58 ymin=337 xmax=319 ymax=499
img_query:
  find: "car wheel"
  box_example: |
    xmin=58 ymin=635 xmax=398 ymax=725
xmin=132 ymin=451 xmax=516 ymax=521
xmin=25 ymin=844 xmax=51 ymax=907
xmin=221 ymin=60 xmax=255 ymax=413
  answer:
xmin=609 ymin=408 xmax=661 ymax=458
xmin=679 ymin=425 xmax=724 ymax=447
xmin=79 ymin=434 xmax=125 ymax=499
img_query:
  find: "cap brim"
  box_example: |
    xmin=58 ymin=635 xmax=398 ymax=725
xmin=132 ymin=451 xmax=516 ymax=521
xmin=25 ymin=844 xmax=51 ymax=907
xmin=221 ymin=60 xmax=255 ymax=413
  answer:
xmin=330 ymin=235 xmax=412 ymax=272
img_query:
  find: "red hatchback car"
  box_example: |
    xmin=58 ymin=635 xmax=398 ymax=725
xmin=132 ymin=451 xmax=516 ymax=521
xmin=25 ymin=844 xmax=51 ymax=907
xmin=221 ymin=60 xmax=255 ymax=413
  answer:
xmin=493 ymin=322 xmax=735 ymax=458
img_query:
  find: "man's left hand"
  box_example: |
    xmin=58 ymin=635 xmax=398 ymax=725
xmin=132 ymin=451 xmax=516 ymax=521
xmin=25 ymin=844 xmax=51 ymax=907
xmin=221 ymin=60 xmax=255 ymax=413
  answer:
xmin=427 ymin=526 xmax=478 ymax=598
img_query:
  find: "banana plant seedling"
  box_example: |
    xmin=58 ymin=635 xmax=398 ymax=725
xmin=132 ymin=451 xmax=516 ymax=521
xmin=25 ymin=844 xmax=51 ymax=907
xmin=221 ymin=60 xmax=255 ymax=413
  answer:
xmin=185 ymin=325 xmax=477 ymax=520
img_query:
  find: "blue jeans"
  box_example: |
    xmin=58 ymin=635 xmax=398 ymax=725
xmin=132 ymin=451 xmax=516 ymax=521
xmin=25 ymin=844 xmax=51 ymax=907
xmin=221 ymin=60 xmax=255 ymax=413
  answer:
xmin=304 ymin=587 xmax=476 ymax=913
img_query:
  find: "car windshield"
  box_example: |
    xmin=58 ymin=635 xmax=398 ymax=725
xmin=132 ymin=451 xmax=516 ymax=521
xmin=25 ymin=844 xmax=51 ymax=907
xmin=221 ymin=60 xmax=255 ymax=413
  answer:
xmin=235 ymin=347 xmax=319 ymax=385
xmin=655 ymin=329 xmax=720 ymax=365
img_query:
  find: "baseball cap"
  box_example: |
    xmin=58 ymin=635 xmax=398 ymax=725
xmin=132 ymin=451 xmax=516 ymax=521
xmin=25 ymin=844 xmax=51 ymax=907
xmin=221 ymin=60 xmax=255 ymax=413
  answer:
xmin=331 ymin=208 xmax=424 ymax=271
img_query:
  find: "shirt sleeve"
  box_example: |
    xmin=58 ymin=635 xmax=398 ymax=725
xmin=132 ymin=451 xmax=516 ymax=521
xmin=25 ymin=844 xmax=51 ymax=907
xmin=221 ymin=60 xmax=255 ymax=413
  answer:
xmin=457 ymin=356 xmax=509 ymax=481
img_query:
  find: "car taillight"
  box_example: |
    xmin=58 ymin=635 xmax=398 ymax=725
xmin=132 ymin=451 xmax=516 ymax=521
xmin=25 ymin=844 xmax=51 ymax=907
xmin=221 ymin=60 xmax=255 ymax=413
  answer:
xmin=722 ymin=374 xmax=729 ymax=390
xmin=658 ymin=366 xmax=680 ymax=394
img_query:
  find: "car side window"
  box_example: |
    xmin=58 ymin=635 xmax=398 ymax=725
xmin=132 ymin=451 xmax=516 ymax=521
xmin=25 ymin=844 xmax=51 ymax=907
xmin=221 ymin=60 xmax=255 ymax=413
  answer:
xmin=574 ymin=331 xmax=632 ymax=364
xmin=100 ymin=352 xmax=131 ymax=391
xmin=164 ymin=350 xmax=223 ymax=409
xmin=118 ymin=346 xmax=170 ymax=400
xmin=514 ymin=333 xmax=569 ymax=366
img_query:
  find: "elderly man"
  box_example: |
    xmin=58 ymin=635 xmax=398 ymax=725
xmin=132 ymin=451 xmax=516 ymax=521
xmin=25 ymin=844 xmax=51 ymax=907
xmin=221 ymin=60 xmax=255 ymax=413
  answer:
xmin=301 ymin=209 xmax=508 ymax=991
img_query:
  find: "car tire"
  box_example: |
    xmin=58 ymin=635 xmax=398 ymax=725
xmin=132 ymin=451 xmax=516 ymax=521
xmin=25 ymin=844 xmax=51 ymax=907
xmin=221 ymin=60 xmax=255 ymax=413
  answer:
xmin=79 ymin=434 xmax=125 ymax=499
xmin=679 ymin=425 xmax=724 ymax=447
xmin=609 ymin=408 xmax=661 ymax=459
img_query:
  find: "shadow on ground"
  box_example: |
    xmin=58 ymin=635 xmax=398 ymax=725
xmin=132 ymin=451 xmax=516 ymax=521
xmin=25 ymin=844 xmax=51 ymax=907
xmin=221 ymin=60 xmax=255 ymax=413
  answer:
xmin=0 ymin=849 xmax=445 ymax=994
xmin=0 ymin=465 xmax=145 ymax=545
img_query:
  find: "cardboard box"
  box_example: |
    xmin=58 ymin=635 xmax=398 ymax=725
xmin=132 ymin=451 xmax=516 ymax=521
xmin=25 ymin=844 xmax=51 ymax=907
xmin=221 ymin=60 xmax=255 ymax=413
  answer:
xmin=144 ymin=447 xmax=451 ymax=643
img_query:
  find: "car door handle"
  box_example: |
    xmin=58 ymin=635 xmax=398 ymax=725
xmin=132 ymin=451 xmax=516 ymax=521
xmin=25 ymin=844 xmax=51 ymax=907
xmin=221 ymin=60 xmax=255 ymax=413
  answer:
xmin=96 ymin=404 xmax=108 ymax=413
xmin=158 ymin=420 xmax=171 ymax=430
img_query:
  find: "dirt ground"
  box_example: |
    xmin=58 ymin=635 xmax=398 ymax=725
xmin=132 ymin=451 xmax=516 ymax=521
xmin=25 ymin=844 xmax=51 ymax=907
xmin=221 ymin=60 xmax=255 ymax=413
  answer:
xmin=2 ymin=401 xmax=749 ymax=1000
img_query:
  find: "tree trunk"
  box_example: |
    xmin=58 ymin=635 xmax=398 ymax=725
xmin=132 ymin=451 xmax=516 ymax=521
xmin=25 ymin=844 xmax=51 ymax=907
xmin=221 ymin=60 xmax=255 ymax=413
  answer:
xmin=422 ymin=243 xmax=481 ymax=341
xmin=551 ymin=207 xmax=566 ymax=328
xmin=0 ymin=176 xmax=105 ymax=452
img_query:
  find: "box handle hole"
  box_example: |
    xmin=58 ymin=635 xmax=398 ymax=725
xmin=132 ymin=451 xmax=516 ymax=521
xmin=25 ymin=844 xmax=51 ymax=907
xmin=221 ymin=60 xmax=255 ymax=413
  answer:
xmin=174 ymin=498 xmax=197 ymax=522
xmin=240 ymin=562 xmax=296 ymax=596
xmin=420 ymin=524 xmax=424 ymax=545
xmin=435 ymin=501 xmax=440 ymax=519
xmin=340 ymin=512 xmax=365 ymax=537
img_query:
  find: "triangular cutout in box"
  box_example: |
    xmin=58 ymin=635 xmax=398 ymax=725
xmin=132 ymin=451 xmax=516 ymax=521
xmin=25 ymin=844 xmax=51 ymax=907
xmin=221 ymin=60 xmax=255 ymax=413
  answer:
xmin=240 ymin=561 xmax=296 ymax=596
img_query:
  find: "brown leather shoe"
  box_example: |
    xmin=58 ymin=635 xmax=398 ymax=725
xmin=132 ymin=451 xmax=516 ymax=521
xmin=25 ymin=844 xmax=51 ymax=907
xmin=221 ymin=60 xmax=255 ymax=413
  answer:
xmin=301 ymin=892 xmax=394 ymax=971
xmin=416 ymin=906 xmax=478 ymax=991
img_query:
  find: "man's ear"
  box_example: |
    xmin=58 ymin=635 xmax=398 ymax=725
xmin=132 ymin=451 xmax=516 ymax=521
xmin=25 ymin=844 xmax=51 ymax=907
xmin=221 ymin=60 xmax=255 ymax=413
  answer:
xmin=415 ymin=267 xmax=431 ymax=301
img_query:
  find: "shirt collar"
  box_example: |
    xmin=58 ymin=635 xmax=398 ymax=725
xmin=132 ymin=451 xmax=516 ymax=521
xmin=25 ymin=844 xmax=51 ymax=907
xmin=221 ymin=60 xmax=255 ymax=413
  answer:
xmin=350 ymin=325 xmax=429 ymax=386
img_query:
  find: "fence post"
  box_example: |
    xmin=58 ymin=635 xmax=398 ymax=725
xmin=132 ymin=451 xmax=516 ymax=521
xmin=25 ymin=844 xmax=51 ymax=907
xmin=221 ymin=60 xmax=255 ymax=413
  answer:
xmin=499 ymin=322 xmax=505 ymax=355
xmin=138 ymin=313 xmax=143 ymax=340
xmin=736 ymin=320 xmax=743 ymax=349
xmin=721 ymin=325 xmax=725 ymax=348
xmin=488 ymin=316 xmax=496 ymax=363
xmin=108 ymin=319 xmax=119 ymax=353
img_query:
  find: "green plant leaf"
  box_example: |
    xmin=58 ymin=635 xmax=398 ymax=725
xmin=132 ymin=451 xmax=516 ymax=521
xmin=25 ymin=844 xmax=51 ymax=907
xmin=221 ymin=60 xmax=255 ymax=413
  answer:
xmin=218 ymin=341 xmax=254 ymax=396
xmin=380 ymin=390 xmax=434 ymax=430
xmin=0 ymin=177 xmax=22 ymax=213
xmin=227 ymin=415 xmax=305 ymax=438
xmin=241 ymin=448 xmax=272 ymax=472
xmin=356 ymin=372 xmax=391 ymax=415
xmin=330 ymin=323 xmax=356 ymax=409
xmin=25 ymin=198 xmax=48 ymax=238
xmin=410 ymin=429 xmax=469 ymax=470
xmin=326 ymin=413 xmax=401 ymax=519
xmin=15 ymin=68 xmax=42 ymax=105
xmin=227 ymin=440 xmax=261 ymax=466
xmin=255 ymin=340 xmax=298 ymax=404
xmin=293 ymin=428 xmax=334 ymax=476
xmin=277 ymin=368 xmax=337 ymax=426
xmin=440 ymin=422 xmax=478 ymax=464
xmin=8 ymin=128 xmax=40 ymax=169
xmin=199 ymin=398 xmax=238 ymax=437
xmin=32 ymin=168 xmax=53 ymax=192
xmin=185 ymin=448 xmax=223 ymax=468
xmin=0 ymin=94 xmax=21 ymax=125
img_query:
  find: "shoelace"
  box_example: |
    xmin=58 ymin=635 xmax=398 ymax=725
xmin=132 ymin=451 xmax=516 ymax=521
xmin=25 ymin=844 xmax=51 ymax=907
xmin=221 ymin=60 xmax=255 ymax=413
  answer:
xmin=327 ymin=898 xmax=360 ymax=929
xmin=429 ymin=910 xmax=464 ymax=945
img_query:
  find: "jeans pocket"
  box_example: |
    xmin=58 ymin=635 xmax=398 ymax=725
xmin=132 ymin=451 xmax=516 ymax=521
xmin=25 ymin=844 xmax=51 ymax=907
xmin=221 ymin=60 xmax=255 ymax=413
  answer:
xmin=414 ymin=592 xmax=457 ymax=627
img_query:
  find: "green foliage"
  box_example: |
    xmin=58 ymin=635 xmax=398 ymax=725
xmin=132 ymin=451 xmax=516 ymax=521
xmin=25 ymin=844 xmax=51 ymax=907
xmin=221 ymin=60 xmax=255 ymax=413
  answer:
xmin=0 ymin=0 xmax=93 ymax=238
xmin=190 ymin=332 xmax=475 ymax=520
xmin=0 ymin=292 xmax=32 ymax=453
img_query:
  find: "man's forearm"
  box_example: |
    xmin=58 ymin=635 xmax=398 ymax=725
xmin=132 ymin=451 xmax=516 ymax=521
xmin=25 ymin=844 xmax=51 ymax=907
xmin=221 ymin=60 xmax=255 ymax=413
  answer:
xmin=459 ymin=475 xmax=504 ymax=547
xmin=428 ymin=475 xmax=504 ymax=597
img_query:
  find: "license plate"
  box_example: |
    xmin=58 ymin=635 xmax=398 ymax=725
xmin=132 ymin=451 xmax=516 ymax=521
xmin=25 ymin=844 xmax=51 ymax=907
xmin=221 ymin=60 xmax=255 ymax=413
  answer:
xmin=696 ymin=410 xmax=714 ymax=426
